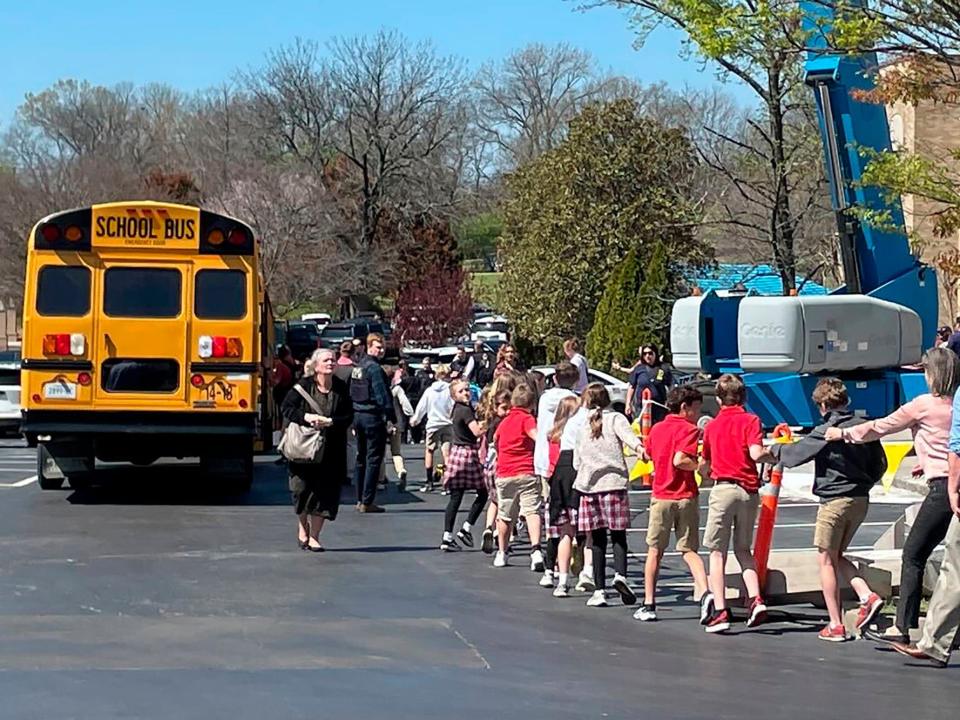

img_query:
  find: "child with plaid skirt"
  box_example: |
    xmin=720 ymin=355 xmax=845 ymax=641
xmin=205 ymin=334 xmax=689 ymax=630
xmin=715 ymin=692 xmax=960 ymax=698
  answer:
xmin=440 ymin=380 xmax=489 ymax=551
xmin=573 ymin=383 xmax=643 ymax=607
xmin=542 ymin=395 xmax=583 ymax=597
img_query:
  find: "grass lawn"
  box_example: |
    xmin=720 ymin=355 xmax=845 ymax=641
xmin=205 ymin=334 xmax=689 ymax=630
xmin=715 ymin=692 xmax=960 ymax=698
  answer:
xmin=470 ymin=272 xmax=501 ymax=306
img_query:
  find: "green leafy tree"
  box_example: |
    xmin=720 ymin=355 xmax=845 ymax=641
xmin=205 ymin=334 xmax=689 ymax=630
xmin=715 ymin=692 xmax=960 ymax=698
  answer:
xmin=587 ymin=0 xmax=828 ymax=293
xmin=588 ymin=241 xmax=671 ymax=371
xmin=498 ymin=99 xmax=709 ymax=355
xmin=455 ymin=212 xmax=503 ymax=267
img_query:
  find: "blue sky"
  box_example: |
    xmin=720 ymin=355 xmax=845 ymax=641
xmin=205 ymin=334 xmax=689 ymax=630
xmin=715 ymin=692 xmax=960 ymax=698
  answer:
xmin=0 ymin=0 xmax=752 ymax=126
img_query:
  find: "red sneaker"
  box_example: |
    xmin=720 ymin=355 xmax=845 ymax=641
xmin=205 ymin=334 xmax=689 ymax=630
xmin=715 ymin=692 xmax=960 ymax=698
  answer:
xmin=705 ymin=608 xmax=732 ymax=634
xmin=818 ymin=624 xmax=849 ymax=642
xmin=746 ymin=596 xmax=768 ymax=628
xmin=855 ymin=593 xmax=884 ymax=631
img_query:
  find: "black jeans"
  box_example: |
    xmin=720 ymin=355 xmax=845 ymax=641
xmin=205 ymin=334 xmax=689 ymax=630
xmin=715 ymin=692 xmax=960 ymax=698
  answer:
xmin=353 ymin=413 xmax=387 ymax=506
xmin=897 ymin=479 xmax=954 ymax=633
xmin=444 ymin=488 xmax=489 ymax=534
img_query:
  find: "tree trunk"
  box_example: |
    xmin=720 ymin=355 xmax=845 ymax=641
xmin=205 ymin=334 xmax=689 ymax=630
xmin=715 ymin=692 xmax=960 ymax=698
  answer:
xmin=767 ymin=65 xmax=797 ymax=294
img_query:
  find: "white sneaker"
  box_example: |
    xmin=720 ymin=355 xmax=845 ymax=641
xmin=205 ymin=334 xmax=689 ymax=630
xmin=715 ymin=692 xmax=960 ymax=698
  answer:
xmin=586 ymin=590 xmax=608 ymax=607
xmin=553 ymin=583 xmax=570 ymax=598
xmin=633 ymin=604 xmax=657 ymax=622
xmin=530 ymin=548 xmax=545 ymax=573
xmin=612 ymin=573 xmax=637 ymax=606
xmin=575 ymin=570 xmax=595 ymax=593
xmin=493 ymin=551 xmax=508 ymax=568
xmin=539 ymin=570 xmax=554 ymax=588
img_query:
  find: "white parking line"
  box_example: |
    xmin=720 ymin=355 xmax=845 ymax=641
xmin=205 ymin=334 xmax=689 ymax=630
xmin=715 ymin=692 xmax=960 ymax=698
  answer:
xmin=624 ymin=521 xmax=892 ymax=532
xmin=0 ymin=475 xmax=37 ymax=488
xmin=622 ymin=545 xmax=874 ymax=559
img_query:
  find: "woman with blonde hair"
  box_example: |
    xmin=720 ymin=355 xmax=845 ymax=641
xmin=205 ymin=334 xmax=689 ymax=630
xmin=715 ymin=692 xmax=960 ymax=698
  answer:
xmin=825 ymin=346 xmax=960 ymax=642
xmin=281 ymin=348 xmax=353 ymax=552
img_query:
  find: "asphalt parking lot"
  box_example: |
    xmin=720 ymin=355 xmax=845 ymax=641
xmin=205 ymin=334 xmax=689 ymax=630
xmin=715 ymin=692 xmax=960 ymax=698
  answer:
xmin=0 ymin=438 xmax=954 ymax=719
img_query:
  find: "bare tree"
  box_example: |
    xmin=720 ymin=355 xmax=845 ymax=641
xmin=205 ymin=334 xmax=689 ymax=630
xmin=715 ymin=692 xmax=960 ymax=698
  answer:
xmin=474 ymin=43 xmax=609 ymax=168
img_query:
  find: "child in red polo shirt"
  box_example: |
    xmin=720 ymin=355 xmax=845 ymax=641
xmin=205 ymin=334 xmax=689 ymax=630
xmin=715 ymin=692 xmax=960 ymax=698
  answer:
xmin=637 ymin=385 xmax=708 ymax=622
xmin=493 ymin=383 xmax=544 ymax=570
xmin=698 ymin=374 xmax=769 ymax=633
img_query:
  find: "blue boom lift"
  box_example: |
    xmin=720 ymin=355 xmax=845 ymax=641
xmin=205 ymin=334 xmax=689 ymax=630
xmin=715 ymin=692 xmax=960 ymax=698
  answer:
xmin=670 ymin=0 xmax=939 ymax=429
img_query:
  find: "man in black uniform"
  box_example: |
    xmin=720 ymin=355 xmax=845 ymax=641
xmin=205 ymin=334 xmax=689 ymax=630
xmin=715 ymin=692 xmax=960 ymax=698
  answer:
xmin=350 ymin=333 xmax=396 ymax=513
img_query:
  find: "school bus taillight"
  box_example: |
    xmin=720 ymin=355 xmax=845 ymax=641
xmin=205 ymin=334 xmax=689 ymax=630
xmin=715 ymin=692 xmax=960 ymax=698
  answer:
xmin=207 ymin=229 xmax=225 ymax=246
xmin=64 ymin=225 xmax=84 ymax=242
xmin=43 ymin=333 xmax=85 ymax=356
xmin=198 ymin=335 xmax=242 ymax=359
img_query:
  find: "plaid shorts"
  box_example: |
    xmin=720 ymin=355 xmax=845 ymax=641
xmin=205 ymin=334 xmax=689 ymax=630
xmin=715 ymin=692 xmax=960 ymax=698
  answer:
xmin=545 ymin=507 xmax=578 ymax=538
xmin=577 ymin=490 xmax=631 ymax=533
xmin=443 ymin=444 xmax=485 ymax=491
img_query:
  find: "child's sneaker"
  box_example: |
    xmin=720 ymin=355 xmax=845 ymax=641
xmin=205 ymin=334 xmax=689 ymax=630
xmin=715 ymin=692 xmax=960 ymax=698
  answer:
xmin=818 ymin=624 xmax=849 ymax=642
xmin=539 ymin=570 xmax=555 ymax=588
xmin=481 ymin=528 xmax=495 ymax=555
xmin=746 ymin=596 xmax=768 ymax=628
xmin=855 ymin=592 xmax=884 ymax=631
xmin=456 ymin=527 xmax=474 ymax=548
xmin=612 ymin=573 xmax=637 ymax=606
xmin=586 ymin=590 xmax=608 ymax=607
xmin=699 ymin=591 xmax=715 ymax=625
xmin=553 ymin=583 xmax=569 ymax=598
xmin=493 ymin=551 xmax=508 ymax=568
xmin=439 ymin=537 xmax=461 ymax=552
xmin=633 ymin=604 xmax=657 ymax=622
xmin=530 ymin=548 xmax=545 ymax=573
xmin=398 ymin=470 xmax=407 ymax=492
xmin=575 ymin=570 xmax=595 ymax=593
xmin=705 ymin=608 xmax=732 ymax=633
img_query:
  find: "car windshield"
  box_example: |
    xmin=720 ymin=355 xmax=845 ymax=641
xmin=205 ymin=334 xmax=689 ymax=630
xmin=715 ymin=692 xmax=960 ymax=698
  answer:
xmin=322 ymin=326 xmax=354 ymax=340
xmin=287 ymin=326 xmax=318 ymax=342
xmin=473 ymin=321 xmax=509 ymax=334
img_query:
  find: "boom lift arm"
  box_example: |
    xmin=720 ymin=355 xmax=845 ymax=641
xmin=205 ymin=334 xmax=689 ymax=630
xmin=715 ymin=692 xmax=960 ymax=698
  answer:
xmin=670 ymin=0 xmax=938 ymax=428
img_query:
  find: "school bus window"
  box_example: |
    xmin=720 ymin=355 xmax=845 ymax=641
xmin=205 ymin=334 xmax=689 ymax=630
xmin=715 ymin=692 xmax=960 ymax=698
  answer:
xmin=36 ymin=266 xmax=91 ymax=317
xmin=195 ymin=270 xmax=246 ymax=320
xmin=104 ymin=267 xmax=181 ymax=318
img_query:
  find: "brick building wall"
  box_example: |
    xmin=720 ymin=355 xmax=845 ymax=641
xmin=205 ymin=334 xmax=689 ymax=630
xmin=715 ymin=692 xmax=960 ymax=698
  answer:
xmin=886 ymin=93 xmax=960 ymax=322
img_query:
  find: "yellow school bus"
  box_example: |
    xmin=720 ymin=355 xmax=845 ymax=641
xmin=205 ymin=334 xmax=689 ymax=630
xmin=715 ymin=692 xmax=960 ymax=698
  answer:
xmin=20 ymin=201 xmax=275 ymax=490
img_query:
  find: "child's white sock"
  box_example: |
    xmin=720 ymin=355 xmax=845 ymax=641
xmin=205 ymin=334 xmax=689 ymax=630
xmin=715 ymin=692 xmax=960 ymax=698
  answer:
xmin=443 ymin=531 xmax=454 ymax=542
xmin=558 ymin=572 xmax=569 ymax=587
xmin=462 ymin=521 xmax=472 ymax=533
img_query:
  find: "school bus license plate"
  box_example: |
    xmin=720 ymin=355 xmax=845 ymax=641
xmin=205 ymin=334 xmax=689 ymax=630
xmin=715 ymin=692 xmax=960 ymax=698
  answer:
xmin=197 ymin=379 xmax=237 ymax=404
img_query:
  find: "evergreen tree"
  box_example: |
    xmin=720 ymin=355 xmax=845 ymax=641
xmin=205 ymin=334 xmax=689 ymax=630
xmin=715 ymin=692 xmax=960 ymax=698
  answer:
xmin=588 ymin=240 xmax=671 ymax=372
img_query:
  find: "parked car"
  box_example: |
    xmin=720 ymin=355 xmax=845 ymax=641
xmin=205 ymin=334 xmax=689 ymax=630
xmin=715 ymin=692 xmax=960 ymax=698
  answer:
xmin=300 ymin=312 xmax=332 ymax=330
xmin=533 ymin=364 xmax=628 ymax=413
xmin=285 ymin=321 xmax=321 ymax=363
xmin=0 ymin=350 xmax=22 ymax=437
xmin=319 ymin=319 xmax=385 ymax=349
xmin=470 ymin=314 xmax=510 ymax=345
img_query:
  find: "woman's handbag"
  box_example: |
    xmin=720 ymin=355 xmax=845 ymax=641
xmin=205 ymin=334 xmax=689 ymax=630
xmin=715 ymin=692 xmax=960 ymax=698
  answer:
xmin=278 ymin=385 xmax=327 ymax=462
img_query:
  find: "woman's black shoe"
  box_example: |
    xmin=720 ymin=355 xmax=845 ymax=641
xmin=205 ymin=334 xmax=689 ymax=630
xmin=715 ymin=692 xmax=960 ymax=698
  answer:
xmin=298 ymin=540 xmax=308 ymax=550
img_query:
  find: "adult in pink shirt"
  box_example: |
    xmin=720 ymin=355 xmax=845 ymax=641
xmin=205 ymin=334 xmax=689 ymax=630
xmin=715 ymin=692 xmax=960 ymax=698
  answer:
xmin=825 ymin=347 xmax=960 ymax=642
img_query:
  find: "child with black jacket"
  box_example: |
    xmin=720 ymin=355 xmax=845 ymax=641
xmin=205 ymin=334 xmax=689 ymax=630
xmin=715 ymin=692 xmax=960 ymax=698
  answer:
xmin=767 ymin=377 xmax=887 ymax=642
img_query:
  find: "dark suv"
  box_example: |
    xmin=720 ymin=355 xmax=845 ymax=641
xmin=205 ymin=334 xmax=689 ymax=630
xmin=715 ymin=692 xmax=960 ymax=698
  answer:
xmin=285 ymin=322 xmax=320 ymax=363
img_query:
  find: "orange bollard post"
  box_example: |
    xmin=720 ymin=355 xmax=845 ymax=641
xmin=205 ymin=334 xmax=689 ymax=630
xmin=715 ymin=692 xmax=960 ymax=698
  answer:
xmin=753 ymin=464 xmax=782 ymax=593
xmin=640 ymin=388 xmax=653 ymax=486
xmin=754 ymin=424 xmax=791 ymax=593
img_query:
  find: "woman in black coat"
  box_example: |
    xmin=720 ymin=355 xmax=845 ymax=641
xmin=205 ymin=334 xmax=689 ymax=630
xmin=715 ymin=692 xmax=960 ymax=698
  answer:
xmin=281 ymin=348 xmax=353 ymax=552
